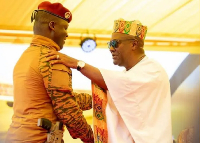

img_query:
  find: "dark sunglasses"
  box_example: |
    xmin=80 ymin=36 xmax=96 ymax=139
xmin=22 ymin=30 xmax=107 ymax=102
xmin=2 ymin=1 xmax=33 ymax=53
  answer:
xmin=107 ymin=39 xmax=135 ymax=49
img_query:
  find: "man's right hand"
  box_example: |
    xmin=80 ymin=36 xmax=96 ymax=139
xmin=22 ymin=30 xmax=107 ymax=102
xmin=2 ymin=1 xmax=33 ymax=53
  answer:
xmin=42 ymin=50 xmax=78 ymax=69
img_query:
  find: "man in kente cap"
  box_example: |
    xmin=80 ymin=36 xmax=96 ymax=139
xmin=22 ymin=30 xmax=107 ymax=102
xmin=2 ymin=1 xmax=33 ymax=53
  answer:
xmin=6 ymin=1 xmax=94 ymax=143
xmin=44 ymin=18 xmax=172 ymax=143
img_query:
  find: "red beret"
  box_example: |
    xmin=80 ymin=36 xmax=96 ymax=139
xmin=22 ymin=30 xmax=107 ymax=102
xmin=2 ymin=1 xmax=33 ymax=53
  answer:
xmin=38 ymin=1 xmax=72 ymax=23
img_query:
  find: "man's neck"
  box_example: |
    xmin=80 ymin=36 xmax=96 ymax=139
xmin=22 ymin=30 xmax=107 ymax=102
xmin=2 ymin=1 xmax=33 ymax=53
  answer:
xmin=125 ymin=54 xmax=146 ymax=71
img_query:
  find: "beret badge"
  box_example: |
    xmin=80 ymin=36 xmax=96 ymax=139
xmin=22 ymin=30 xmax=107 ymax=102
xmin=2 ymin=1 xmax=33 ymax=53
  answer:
xmin=65 ymin=12 xmax=71 ymax=19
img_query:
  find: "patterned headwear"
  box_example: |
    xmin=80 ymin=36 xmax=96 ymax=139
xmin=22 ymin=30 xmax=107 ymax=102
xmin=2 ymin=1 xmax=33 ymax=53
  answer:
xmin=113 ymin=18 xmax=147 ymax=40
xmin=31 ymin=1 xmax=72 ymax=23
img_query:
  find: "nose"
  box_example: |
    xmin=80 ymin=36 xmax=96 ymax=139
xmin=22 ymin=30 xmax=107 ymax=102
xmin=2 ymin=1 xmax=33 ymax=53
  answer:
xmin=65 ymin=31 xmax=68 ymax=37
xmin=109 ymin=46 xmax=115 ymax=52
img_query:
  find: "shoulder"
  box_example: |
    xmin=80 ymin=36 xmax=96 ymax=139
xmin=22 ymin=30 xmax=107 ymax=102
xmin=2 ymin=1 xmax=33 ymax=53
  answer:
xmin=139 ymin=56 xmax=167 ymax=74
xmin=127 ymin=57 xmax=169 ymax=83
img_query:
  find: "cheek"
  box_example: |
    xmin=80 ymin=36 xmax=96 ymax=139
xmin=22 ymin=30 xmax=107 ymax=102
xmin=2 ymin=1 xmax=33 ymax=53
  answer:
xmin=117 ymin=49 xmax=127 ymax=61
xmin=116 ymin=46 xmax=123 ymax=56
xmin=57 ymin=27 xmax=66 ymax=36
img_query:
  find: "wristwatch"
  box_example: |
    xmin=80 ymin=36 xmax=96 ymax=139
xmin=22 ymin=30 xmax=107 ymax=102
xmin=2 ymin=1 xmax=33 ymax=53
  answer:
xmin=77 ymin=60 xmax=85 ymax=71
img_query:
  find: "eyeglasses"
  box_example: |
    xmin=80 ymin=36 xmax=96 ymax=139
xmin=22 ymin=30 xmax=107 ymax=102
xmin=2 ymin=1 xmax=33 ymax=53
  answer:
xmin=107 ymin=39 xmax=135 ymax=49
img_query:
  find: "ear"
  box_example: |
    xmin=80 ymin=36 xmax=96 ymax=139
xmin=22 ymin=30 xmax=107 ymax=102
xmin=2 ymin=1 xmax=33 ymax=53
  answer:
xmin=49 ymin=21 xmax=55 ymax=31
xmin=132 ymin=40 xmax=138 ymax=50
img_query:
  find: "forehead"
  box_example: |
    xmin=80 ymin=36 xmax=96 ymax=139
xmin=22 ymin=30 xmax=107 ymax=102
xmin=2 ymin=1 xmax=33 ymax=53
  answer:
xmin=111 ymin=33 xmax=135 ymax=40
xmin=58 ymin=19 xmax=69 ymax=27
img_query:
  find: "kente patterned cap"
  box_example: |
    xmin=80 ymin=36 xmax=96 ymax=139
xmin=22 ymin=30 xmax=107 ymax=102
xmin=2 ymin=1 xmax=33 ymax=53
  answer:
xmin=33 ymin=1 xmax=72 ymax=23
xmin=113 ymin=18 xmax=147 ymax=40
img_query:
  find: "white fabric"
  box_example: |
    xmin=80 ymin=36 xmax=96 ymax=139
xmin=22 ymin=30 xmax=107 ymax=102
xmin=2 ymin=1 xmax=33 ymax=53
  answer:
xmin=100 ymin=56 xmax=172 ymax=143
xmin=106 ymin=91 xmax=135 ymax=143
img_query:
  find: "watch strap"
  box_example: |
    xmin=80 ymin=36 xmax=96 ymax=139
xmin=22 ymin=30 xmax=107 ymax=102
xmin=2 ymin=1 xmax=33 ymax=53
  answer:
xmin=77 ymin=65 xmax=81 ymax=71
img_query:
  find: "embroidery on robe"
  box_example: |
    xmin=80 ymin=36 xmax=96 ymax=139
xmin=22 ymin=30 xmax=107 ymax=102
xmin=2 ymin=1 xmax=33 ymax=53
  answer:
xmin=92 ymin=82 xmax=108 ymax=143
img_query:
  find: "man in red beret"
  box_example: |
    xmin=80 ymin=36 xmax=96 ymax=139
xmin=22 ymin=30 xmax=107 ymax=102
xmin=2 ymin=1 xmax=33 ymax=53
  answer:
xmin=5 ymin=1 xmax=94 ymax=143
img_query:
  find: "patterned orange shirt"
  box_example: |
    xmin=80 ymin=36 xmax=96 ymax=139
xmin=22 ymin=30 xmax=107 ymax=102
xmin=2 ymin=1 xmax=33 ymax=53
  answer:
xmin=6 ymin=35 xmax=94 ymax=143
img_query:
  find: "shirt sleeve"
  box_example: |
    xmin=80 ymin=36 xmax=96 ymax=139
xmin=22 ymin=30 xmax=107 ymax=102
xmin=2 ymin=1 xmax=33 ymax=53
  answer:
xmin=99 ymin=69 xmax=131 ymax=101
xmin=72 ymin=92 xmax=92 ymax=111
xmin=39 ymin=57 xmax=94 ymax=143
